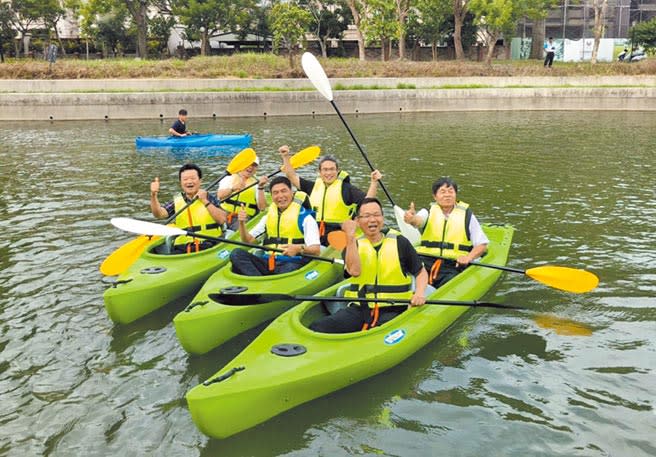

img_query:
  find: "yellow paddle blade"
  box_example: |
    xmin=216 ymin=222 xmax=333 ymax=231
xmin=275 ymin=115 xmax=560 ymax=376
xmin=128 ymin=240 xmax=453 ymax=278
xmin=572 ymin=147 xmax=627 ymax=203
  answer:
xmin=534 ymin=314 xmax=593 ymax=336
xmin=226 ymin=148 xmax=257 ymax=175
xmin=327 ymin=230 xmax=347 ymax=251
xmin=289 ymin=145 xmax=321 ymax=169
xmin=525 ymin=266 xmax=599 ymax=293
xmin=99 ymin=235 xmax=158 ymax=276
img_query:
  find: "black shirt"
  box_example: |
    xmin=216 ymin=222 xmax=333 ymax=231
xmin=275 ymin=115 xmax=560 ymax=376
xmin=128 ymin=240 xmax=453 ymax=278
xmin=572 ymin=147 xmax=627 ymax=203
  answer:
xmin=344 ymin=233 xmax=424 ymax=279
xmin=170 ymin=119 xmax=187 ymax=135
xmin=299 ymin=176 xmax=366 ymax=208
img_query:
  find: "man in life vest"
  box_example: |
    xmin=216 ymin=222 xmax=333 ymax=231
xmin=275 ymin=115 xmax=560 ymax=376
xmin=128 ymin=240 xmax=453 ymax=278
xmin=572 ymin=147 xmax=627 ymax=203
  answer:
xmin=229 ymin=176 xmax=321 ymax=276
xmin=310 ymin=198 xmax=428 ymax=333
xmin=404 ymin=176 xmax=489 ymax=288
xmin=217 ymin=155 xmax=268 ymax=232
xmin=279 ymin=145 xmax=382 ymax=245
xmin=150 ymin=163 xmax=227 ymax=253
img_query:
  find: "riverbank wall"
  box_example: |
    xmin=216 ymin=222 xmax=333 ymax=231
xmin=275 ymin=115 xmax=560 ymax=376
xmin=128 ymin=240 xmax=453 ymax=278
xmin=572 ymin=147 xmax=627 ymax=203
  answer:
xmin=1 ymin=76 xmax=655 ymax=121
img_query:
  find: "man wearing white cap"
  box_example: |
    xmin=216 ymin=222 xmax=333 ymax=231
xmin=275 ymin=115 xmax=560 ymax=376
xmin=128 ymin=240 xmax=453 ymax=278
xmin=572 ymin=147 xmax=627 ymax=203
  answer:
xmin=217 ymin=155 xmax=268 ymax=232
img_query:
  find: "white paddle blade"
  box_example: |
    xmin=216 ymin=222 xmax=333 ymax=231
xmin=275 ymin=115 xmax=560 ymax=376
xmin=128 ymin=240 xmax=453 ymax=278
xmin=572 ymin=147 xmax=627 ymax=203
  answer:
xmin=111 ymin=217 xmax=185 ymax=237
xmin=393 ymin=205 xmax=421 ymax=246
xmin=301 ymin=52 xmax=333 ymax=102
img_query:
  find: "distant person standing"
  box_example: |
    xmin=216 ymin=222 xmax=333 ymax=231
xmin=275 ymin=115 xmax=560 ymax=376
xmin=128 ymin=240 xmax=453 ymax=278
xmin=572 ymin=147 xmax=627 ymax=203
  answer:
xmin=544 ymin=37 xmax=556 ymax=68
xmin=169 ymin=109 xmax=191 ymax=137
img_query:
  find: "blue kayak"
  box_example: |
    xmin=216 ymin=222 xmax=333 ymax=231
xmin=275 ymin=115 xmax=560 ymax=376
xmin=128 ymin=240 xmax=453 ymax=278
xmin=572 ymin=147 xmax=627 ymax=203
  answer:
xmin=135 ymin=134 xmax=252 ymax=149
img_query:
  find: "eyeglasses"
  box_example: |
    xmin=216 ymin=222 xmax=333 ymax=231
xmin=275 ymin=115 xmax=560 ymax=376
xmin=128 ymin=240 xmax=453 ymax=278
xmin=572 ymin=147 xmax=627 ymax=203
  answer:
xmin=358 ymin=213 xmax=383 ymax=219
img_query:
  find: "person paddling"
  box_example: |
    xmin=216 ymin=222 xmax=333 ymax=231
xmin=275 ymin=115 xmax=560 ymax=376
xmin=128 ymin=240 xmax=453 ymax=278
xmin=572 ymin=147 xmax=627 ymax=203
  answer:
xmin=217 ymin=154 xmax=268 ymax=232
xmin=150 ymin=163 xmax=226 ymax=253
xmin=404 ymin=177 xmax=488 ymax=288
xmin=310 ymin=198 xmax=428 ymax=333
xmin=169 ymin=109 xmax=191 ymax=137
xmin=279 ymin=145 xmax=382 ymax=245
xmin=229 ymin=176 xmax=321 ymax=276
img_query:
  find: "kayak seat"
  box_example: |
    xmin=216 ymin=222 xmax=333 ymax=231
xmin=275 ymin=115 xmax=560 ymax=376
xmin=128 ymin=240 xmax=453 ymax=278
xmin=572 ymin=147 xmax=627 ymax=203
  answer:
xmin=322 ymin=284 xmax=350 ymax=315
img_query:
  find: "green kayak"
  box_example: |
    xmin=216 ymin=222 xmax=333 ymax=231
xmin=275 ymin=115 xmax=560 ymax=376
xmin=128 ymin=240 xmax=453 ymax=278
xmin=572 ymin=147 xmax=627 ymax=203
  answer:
xmin=103 ymin=214 xmax=264 ymax=324
xmin=173 ymin=248 xmax=344 ymax=354
xmin=186 ymin=224 xmax=514 ymax=439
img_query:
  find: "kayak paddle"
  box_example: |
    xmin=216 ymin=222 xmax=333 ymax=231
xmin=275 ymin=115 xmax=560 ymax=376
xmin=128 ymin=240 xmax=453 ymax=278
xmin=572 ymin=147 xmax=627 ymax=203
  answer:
xmin=220 ymin=145 xmax=320 ymax=205
xmin=208 ymin=292 xmax=525 ymax=310
xmin=326 ymin=230 xmax=598 ymax=293
xmin=301 ymin=52 xmax=421 ymax=245
xmin=100 ymin=147 xmax=256 ymax=276
xmin=110 ymin=217 xmax=344 ymax=266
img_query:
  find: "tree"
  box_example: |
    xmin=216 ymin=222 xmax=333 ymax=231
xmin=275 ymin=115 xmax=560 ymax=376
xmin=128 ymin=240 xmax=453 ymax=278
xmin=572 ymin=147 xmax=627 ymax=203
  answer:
xmin=301 ymin=0 xmax=351 ymax=58
xmin=0 ymin=3 xmax=15 ymax=62
xmin=149 ymin=15 xmax=176 ymax=57
xmin=40 ymin=0 xmax=67 ymax=56
xmin=630 ymin=17 xmax=656 ymax=53
xmin=9 ymin=0 xmax=55 ymax=56
xmin=393 ymin=0 xmax=412 ymax=59
xmin=469 ymin=0 xmax=522 ymax=64
xmin=590 ymin=0 xmax=608 ymax=63
xmin=452 ymin=0 xmax=472 ymax=60
xmin=360 ymin=0 xmax=398 ymax=60
xmin=269 ymin=2 xmax=313 ymax=67
xmin=122 ymin=0 xmax=150 ymax=58
xmin=345 ymin=0 xmax=367 ymax=60
xmin=412 ymin=0 xmax=451 ymax=60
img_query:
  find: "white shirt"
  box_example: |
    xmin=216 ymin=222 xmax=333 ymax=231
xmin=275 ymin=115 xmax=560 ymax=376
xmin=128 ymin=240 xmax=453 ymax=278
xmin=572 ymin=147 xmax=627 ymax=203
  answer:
xmin=544 ymin=41 xmax=556 ymax=53
xmin=218 ymin=175 xmax=263 ymax=206
xmin=416 ymin=208 xmax=490 ymax=247
xmin=249 ymin=212 xmax=321 ymax=247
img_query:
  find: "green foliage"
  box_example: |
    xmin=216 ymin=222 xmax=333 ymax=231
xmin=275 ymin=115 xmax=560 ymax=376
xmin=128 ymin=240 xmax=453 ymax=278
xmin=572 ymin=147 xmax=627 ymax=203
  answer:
xmin=630 ymin=18 xmax=656 ymax=52
xmin=269 ymin=3 xmax=313 ymax=53
xmin=410 ymin=0 xmax=451 ymax=47
xmin=149 ymin=15 xmax=176 ymax=56
xmin=360 ymin=0 xmax=398 ymax=46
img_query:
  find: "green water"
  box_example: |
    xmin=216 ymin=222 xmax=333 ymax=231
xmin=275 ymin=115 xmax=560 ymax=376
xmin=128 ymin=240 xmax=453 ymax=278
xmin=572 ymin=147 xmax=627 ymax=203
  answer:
xmin=0 ymin=111 xmax=654 ymax=456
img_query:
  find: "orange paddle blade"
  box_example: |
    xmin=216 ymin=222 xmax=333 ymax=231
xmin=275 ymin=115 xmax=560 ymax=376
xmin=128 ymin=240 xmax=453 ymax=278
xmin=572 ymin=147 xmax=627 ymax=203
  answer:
xmin=327 ymin=230 xmax=347 ymax=251
xmin=525 ymin=266 xmax=599 ymax=293
xmin=534 ymin=314 xmax=593 ymax=336
xmin=226 ymin=148 xmax=257 ymax=175
xmin=289 ymin=145 xmax=320 ymax=169
xmin=100 ymin=235 xmax=158 ymax=276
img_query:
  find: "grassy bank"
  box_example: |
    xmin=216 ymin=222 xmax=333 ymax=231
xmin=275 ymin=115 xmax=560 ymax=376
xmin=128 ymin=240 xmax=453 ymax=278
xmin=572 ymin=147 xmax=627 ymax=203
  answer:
xmin=0 ymin=53 xmax=654 ymax=79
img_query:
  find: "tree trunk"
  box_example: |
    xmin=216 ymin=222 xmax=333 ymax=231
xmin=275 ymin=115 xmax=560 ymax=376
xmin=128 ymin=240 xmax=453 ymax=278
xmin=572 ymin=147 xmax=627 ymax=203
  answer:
xmin=590 ymin=0 xmax=608 ymax=63
xmin=347 ymin=0 xmax=366 ymax=61
xmin=398 ymin=29 xmax=406 ymax=59
xmin=432 ymin=42 xmax=437 ymax=60
xmin=319 ymin=37 xmax=327 ymax=58
xmin=453 ymin=12 xmax=464 ymax=60
xmin=484 ymin=34 xmax=497 ymax=65
xmin=134 ymin=2 xmax=148 ymax=58
xmin=530 ymin=18 xmax=545 ymax=59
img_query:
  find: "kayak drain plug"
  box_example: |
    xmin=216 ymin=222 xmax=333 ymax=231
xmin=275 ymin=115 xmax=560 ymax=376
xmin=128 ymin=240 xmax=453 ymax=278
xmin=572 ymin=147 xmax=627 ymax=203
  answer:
xmin=271 ymin=344 xmax=307 ymax=357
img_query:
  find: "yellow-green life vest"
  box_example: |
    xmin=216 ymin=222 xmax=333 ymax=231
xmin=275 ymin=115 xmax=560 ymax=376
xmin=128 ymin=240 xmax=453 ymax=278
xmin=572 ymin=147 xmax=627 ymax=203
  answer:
xmin=417 ymin=201 xmax=473 ymax=259
xmin=173 ymin=194 xmax=223 ymax=246
xmin=220 ymin=176 xmax=259 ymax=217
xmin=263 ymin=191 xmax=309 ymax=249
xmin=344 ymin=230 xmax=413 ymax=308
xmin=309 ymin=171 xmax=355 ymax=224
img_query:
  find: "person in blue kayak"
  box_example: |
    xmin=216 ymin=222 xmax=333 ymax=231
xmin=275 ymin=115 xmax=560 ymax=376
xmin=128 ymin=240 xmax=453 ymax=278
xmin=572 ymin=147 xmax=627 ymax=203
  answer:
xmin=310 ymin=197 xmax=427 ymax=333
xmin=150 ymin=163 xmax=226 ymax=253
xmin=229 ymin=176 xmax=321 ymax=275
xmin=404 ymin=176 xmax=489 ymax=288
xmin=279 ymin=144 xmax=382 ymax=245
xmin=169 ymin=109 xmax=191 ymax=137
xmin=217 ymin=154 xmax=268 ymax=232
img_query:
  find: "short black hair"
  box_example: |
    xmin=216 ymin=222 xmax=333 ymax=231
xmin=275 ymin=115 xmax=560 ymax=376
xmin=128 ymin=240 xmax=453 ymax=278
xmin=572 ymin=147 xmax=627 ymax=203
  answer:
xmin=179 ymin=109 xmax=188 ymax=115
xmin=269 ymin=175 xmax=292 ymax=191
xmin=178 ymin=163 xmax=202 ymax=180
xmin=548 ymin=37 xmax=553 ymax=40
xmin=318 ymin=155 xmax=339 ymax=170
xmin=357 ymin=197 xmax=383 ymax=215
xmin=432 ymin=177 xmax=458 ymax=195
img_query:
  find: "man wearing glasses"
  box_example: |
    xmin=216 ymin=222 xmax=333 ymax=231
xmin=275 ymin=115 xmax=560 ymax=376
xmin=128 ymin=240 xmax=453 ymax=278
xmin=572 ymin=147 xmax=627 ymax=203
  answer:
xmin=279 ymin=145 xmax=381 ymax=245
xmin=310 ymin=197 xmax=428 ymax=333
xmin=404 ymin=177 xmax=489 ymax=288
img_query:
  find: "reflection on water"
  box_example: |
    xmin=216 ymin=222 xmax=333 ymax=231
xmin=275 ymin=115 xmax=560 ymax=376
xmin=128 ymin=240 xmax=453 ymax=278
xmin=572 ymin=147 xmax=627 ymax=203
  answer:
xmin=0 ymin=111 xmax=654 ymax=456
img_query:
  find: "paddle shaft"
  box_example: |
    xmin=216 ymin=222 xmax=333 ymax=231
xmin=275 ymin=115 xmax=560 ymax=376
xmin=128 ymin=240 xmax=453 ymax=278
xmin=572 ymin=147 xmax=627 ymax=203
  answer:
xmin=288 ymin=294 xmax=523 ymax=309
xmin=180 ymin=231 xmax=342 ymax=265
xmin=419 ymin=253 xmax=525 ymax=275
xmin=329 ymin=100 xmax=396 ymax=207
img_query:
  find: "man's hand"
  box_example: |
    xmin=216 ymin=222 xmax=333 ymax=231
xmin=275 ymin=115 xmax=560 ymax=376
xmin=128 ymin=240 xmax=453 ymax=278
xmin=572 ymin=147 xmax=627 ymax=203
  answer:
xmin=278 ymin=145 xmax=290 ymax=158
xmin=370 ymin=169 xmax=382 ymax=183
xmin=409 ymin=292 xmax=426 ymax=307
xmin=197 ymin=188 xmax=209 ymax=204
xmin=341 ymin=219 xmax=358 ymax=239
xmin=150 ymin=177 xmax=160 ymax=195
xmin=404 ymin=202 xmax=416 ymax=224
xmin=281 ymin=244 xmax=302 ymax=256
xmin=237 ymin=204 xmax=248 ymax=222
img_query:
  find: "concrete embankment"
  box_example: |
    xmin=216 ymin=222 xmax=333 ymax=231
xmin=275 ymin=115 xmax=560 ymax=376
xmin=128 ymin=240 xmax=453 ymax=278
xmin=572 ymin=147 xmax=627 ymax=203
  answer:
xmin=1 ymin=76 xmax=654 ymax=121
